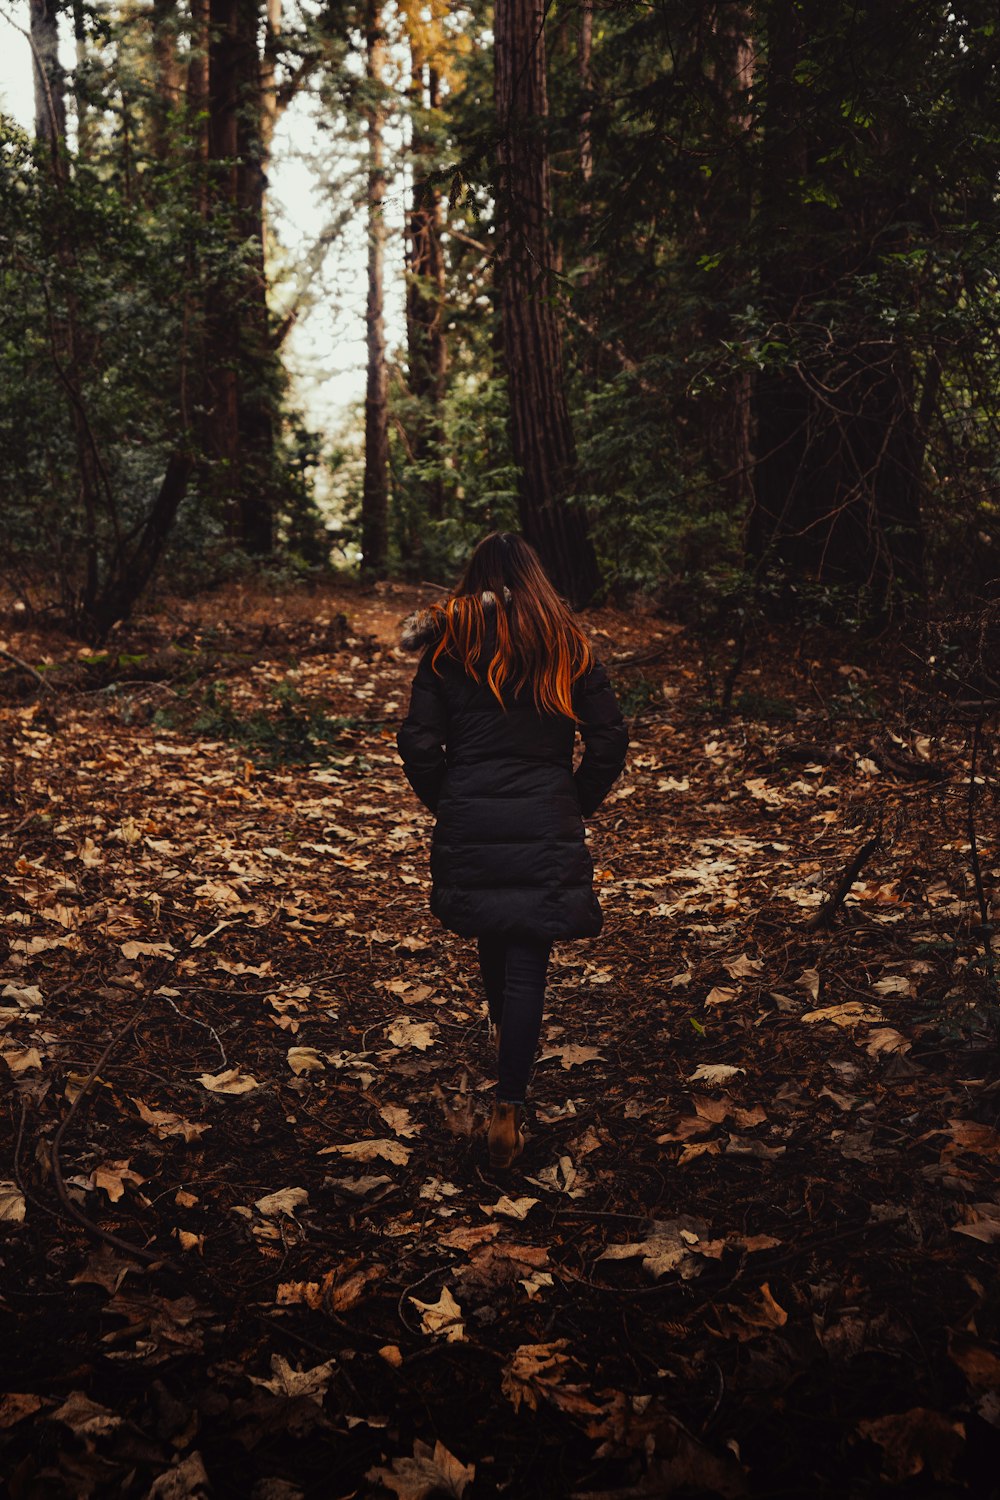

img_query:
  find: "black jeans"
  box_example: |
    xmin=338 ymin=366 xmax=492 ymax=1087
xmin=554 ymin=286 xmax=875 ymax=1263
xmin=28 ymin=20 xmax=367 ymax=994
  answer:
xmin=478 ymin=934 xmax=553 ymax=1103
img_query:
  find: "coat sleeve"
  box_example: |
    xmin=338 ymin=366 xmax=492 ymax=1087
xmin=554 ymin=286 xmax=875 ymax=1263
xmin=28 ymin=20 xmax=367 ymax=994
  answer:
xmin=572 ymin=657 xmax=629 ymax=818
xmin=397 ymin=647 xmax=448 ymax=814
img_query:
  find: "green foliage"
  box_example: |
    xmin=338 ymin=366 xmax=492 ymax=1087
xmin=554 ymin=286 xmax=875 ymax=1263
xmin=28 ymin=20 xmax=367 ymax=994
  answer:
xmin=184 ymin=678 xmax=355 ymax=766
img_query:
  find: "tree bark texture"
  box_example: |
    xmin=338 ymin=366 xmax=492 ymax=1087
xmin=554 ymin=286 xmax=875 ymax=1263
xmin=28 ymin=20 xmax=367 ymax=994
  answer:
xmin=30 ymin=0 xmax=66 ymax=147
xmin=494 ymin=0 xmax=600 ymax=608
xmin=362 ymin=0 xmax=389 ymax=577
xmin=150 ymin=0 xmax=183 ymax=161
xmin=405 ymin=47 xmax=447 ymax=521
xmin=204 ymin=0 xmax=275 ymax=555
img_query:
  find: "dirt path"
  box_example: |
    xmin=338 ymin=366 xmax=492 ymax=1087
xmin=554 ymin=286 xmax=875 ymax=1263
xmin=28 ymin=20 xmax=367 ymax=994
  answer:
xmin=1 ymin=580 xmax=998 ymax=1497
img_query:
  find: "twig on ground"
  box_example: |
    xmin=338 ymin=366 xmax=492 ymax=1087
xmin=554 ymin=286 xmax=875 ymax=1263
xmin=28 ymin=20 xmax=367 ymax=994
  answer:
xmin=0 ymin=646 xmax=52 ymax=692
xmin=805 ymin=834 xmax=881 ymax=932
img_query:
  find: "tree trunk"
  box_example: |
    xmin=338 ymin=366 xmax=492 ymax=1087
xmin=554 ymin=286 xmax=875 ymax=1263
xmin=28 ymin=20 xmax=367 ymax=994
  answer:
xmin=405 ymin=45 xmax=447 ymax=522
xmin=30 ymin=0 xmax=66 ymax=147
xmin=494 ymin=0 xmax=599 ymax=608
xmin=746 ymin=0 xmax=924 ymax=609
xmin=150 ymin=0 xmax=182 ymax=161
xmin=204 ymin=0 xmax=275 ymax=555
xmin=361 ymin=0 xmax=389 ymax=578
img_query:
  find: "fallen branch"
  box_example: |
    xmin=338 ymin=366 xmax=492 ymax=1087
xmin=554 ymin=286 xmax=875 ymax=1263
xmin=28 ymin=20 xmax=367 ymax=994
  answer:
xmin=0 ymin=646 xmax=52 ymax=693
xmin=805 ymin=835 xmax=881 ymax=932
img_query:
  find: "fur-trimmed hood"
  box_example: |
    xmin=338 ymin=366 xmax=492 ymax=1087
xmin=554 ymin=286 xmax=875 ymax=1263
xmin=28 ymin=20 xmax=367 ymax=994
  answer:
xmin=400 ymin=589 xmax=512 ymax=651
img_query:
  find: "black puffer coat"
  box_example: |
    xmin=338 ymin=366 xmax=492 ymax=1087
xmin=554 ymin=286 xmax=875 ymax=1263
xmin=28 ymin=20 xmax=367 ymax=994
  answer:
xmin=396 ymin=596 xmax=629 ymax=941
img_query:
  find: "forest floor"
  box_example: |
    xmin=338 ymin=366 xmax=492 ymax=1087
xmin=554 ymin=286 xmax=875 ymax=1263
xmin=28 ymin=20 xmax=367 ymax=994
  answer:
xmin=1 ymin=577 xmax=999 ymax=1500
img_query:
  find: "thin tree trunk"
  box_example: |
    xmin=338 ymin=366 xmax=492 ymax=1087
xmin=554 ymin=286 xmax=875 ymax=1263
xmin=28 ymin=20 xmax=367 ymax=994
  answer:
xmin=361 ymin=0 xmax=389 ymax=577
xmin=405 ymin=44 xmax=447 ymax=522
xmin=494 ymin=0 xmax=599 ymax=608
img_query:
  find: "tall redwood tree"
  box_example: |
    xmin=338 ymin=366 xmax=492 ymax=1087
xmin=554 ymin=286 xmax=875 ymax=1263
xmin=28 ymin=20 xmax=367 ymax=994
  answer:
xmin=494 ymin=0 xmax=600 ymax=608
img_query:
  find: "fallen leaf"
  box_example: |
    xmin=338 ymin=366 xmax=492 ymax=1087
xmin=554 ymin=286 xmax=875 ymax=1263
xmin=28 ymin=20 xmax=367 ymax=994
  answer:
xmin=796 ymin=968 xmax=820 ymax=1001
xmin=501 ymin=1340 xmax=603 ymax=1416
xmin=704 ymin=986 xmax=738 ymax=1007
xmin=1 ymin=1045 xmax=44 ymax=1073
xmin=600 ymin=1218 xmax=711 ymax=1280
xmin=386 ymin=1018 xmax=438 ymax=1050
xmin=92 ymin=1160 xmax=145 ymax=1203
xmin=323 ymin=1174 xmax=394 ymax=1196
xmin=410 ymin=1285 xmax=465 ymax=1341
xmin=856 ymin=1408 xmax=965 ymax=1483
xmin=0 ymin=1181 xmax=26 ymax=1223
xmin=723 ymin=954 xmax=763 ymax=978
xmin=249 ymin=1354 xmax=336 ymax=1401
xmin=948 ymin=1331 xmax=1000 ymax=1387
xmin=865 ymin=1028 xmax=912 ymax=1057
xmin=146 ymin=1451 xmax=212 ymax=1499
xmin=50 ymin=1390 xmax=122 ymax=1437
xmin=286 ymin=1047 xmax=325 ymax=1075
xmin=0 ymin=1393 xmax=44 ymax=1429
xmin=198 ymin=1067 xmax=259 ymax=1094
xmin=132 ymin=1098 xmax=210 ymax=1143
xmin=479 ymin=1195 xmax=539 ymax=1220
xmin=379 ymin=1104 xmax=422 ymax=1138
xmin=367 ymin=1439 xmax=474 ymax=1500
xmin=437 ymin=1223 xmax=500 ymax=1251
xmin=688 ymin=1064 xmax=746 ymax=1084
xmin=255 ymin=1187 xmax=309 ymax=1217
xmin=319 ymin=1138 xmax=411 ymax=1166
xmin=801 ymin=1001 xmax=886 ymax=1027
xmin=537 ymin=1043 xmax=604 ymax=1069
xmin=120 ymin=940 xmax=176 ymax=959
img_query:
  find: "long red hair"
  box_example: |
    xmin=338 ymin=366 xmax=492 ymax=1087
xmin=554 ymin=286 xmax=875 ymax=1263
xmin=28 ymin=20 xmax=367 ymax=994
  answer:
xmin=427 ymin=532 xmax=593 ymax=718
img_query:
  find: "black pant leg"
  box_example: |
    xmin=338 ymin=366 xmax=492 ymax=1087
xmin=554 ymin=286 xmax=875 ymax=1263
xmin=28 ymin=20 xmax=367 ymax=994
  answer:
xmin=477 ymin=934 xmax=507 ymax=1025
xmin=497 ymin=938 xmax=552 ymax=1102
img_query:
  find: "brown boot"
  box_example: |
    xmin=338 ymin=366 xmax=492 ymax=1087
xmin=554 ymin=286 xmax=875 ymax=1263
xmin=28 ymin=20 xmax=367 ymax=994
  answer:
xmin=488 ymin=1099 xmax=525 ymax=1169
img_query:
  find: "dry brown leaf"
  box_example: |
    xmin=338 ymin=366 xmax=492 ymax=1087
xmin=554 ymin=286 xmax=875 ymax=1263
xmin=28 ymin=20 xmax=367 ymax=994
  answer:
xmin=479 ymin=1195 xmax=539 ymax=1220
xmin=688 ymin=1063 xmax=745 ymax=1084
xmin=50 ymin=1391 xmax=122 ymax=1437
xmin=132 ymin=1098 xmax=210 ymax=1143
xmin=801 ymin=1001 xmax=885 ymax=1027
xmin=599 ymin=1218 xmax=711 ymax=1279
xmin=379 ymin=1104 xmax=422 ymax=1138
xmin=948 ymin=1332 xmax=1000 ymax=1388
xmin=319 ymin=1138 xmax=411 ymax=1166
xmin=286 ymin=1046 xmax=325 ymax=1074
xmin=857 ymin=1408 xmax=965 ymax=1483
xmin=386 ymin=1018 xmax=438 ymax=1050
xmin=255 ymin=1187 xmax=309 ymax=1217
xmin=249 ymin=1354 xmax=335 ymax=1401
xmin=537 ymin=1043 xmax=604 ymax=1069
xmin=0 ymin=1182 xmax=26 ymax=1223
xmin=410 ymin=1285 xmax=465 ymax=1342
xmin=120 ymin=940 xmax=176 ymax=959
xmin=367 ymin=1439 xmax=474 ymax=1500
xmin=0 ymin=1393 xmax=45 ymax=1429
xmin=501 ymin=1340 xmax=603 ymax=1417
xmin=198 ymin=1067 xmax=259 ymax=1094
xmin=92 ymin=1160 xmax=145 ymax=1203
xmin=437 ymin=1223 xmax=500 ymax=1251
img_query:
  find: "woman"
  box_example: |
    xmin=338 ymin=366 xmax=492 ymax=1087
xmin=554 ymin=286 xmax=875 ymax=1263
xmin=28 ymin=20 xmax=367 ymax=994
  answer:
xmin=396 ymin=533 xmax=629 ymax=1168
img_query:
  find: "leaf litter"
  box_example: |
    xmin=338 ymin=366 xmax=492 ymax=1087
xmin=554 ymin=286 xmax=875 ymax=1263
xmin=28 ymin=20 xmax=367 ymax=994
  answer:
xmin=1 ymin=580 xmax=999 ymax=1495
